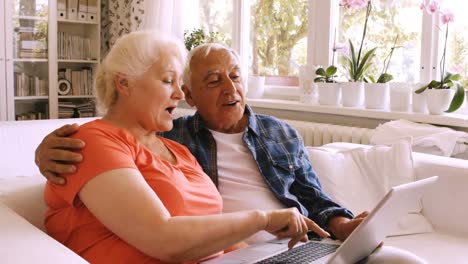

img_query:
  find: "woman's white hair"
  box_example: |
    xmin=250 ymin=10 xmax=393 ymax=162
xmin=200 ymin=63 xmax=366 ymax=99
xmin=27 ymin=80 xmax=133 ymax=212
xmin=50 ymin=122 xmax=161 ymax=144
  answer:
xmin=182 ymin=43 xmax=241 ymax=90
xmin=94 ymin=31 xmax=187 ymax=114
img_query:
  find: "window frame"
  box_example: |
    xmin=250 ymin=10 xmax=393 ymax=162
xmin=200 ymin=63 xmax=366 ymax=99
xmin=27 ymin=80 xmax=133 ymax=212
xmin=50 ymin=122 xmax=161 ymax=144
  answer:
xmin=231 ymin=0 xmax=444 ymax=88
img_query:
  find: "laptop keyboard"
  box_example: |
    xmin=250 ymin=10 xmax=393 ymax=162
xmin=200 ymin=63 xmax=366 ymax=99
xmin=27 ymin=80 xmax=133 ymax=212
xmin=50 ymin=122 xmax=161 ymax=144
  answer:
xmin=254 ymin=241 xmax=339 ymax=264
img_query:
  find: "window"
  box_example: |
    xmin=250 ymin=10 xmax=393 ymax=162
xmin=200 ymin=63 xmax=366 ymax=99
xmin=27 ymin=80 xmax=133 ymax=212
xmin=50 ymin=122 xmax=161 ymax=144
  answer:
xmin=338 ymin=0 xmax=422 ymax=82
xmin=444 ymin=0 xmax=468 ymax=88
xmin=249 ymin=0 xmax=308 ymax=86
xmin=178 ymin=0 xmax=467 ymax=115
xmin=181 ymin=0 xmax=233 ymax=47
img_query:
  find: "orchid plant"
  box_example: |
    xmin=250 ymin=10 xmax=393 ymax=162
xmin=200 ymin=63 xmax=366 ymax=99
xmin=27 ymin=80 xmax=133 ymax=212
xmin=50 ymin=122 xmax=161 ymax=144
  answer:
xmin=314 ymin=29 xmax=339 ymax=83
xmin=415 ymin=0 xmax=466 ymax=112
xmin=365 ymin=35 xmax=400 ymax=84
xmin=340 ymin=0 xmax=377 ymax=82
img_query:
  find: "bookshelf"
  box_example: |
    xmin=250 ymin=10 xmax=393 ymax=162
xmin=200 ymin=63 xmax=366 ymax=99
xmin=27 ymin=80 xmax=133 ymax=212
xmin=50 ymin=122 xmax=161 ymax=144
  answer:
xmin=1 ymin=0 xmax=100 ymax=121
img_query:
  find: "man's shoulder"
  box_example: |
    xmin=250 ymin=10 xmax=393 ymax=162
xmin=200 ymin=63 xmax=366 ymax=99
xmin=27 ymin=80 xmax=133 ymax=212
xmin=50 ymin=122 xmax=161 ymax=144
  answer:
xmin=251 ymin=113 xmax=300 ymax=141
xmin=254 ymin=113 xmax=296 ymax=132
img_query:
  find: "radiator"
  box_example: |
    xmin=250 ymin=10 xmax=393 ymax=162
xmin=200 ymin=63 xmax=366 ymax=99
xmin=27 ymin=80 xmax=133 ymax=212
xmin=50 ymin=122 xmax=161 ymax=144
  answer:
xmin=174 ymin=107 xmax=374 ymax=147
xmin=283 ymin=119 xmax=374 ymax=147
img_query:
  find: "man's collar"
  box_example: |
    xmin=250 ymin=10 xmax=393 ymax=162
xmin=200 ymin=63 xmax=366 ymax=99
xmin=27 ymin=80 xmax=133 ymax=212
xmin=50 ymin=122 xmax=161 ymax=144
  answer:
xmin=190 ymin=105 xmax=261 ymax=136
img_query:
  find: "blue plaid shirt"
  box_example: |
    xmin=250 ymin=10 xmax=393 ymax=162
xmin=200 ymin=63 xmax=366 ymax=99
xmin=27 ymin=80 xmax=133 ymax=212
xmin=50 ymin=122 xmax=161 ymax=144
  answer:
xmin=160 ymin=105 xmax=353 ymax=228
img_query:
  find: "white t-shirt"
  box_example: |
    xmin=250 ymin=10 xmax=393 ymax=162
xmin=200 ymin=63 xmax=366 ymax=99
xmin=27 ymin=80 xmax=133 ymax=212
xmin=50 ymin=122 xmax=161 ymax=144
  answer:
xmin=209 ymin=129 xmax=285 ymax=244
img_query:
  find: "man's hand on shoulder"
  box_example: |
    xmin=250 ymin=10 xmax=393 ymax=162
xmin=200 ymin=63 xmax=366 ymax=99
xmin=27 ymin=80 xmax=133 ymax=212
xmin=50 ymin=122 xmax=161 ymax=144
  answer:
xmin=35 ymin=123 xmax=85 ymax=185
xmin=327 ymin=211 xmax=369 ymax=241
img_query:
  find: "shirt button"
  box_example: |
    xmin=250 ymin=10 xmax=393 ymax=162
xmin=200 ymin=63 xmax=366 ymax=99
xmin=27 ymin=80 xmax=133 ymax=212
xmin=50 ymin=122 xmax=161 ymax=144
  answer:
xmin=289 ymin=165 xmax=293 ymax=169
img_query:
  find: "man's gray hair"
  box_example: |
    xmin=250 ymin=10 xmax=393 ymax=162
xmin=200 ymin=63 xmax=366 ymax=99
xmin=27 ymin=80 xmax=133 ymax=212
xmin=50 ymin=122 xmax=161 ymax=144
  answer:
xmin=182 ymin=43 xmax=241 ymax=90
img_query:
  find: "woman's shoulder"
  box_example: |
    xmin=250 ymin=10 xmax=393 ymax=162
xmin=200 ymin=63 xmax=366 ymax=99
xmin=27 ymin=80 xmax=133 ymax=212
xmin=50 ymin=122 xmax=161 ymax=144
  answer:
xmin=73 ymin=119 xmax=136 ymax=145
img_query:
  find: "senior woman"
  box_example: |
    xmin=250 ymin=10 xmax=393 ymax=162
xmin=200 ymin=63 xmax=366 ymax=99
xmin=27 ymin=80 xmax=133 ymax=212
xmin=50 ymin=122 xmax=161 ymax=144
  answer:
xmin=44 ymin=31 xmax=329 ymax=264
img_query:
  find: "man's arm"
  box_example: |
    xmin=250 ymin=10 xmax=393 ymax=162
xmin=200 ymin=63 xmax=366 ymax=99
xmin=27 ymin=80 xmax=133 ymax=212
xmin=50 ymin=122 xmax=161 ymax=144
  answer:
xmin=35 ymin=124 xmax=85 ymax=184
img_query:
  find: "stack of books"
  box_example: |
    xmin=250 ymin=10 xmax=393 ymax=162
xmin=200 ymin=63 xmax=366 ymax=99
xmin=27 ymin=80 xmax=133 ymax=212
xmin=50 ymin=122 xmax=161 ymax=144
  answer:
xmin=58 ymin=101 xmax=95 ymax=118
xmin=16 ymin=26 xmax=48 ymax=59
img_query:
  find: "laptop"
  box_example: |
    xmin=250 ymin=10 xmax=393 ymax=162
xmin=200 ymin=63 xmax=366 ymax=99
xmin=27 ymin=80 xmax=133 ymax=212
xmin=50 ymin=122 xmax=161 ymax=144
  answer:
xmin=201 ymin=176 xmax=439 ymax=264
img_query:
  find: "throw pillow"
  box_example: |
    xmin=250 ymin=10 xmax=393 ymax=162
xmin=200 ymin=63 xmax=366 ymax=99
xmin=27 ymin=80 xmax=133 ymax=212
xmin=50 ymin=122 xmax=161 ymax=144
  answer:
xmin=306 ymin=140 xmax=433 ymax=236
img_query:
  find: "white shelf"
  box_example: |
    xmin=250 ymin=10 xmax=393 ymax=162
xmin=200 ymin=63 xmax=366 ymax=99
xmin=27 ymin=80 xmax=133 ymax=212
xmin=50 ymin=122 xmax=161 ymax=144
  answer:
xmin=13 ymin=58 xmax=48 ymax=63
xmin=14 ymin=15 xmax=47 ymax=21
xmin=247 ymin=98 xmax=468 ymax=128
xmin=58 ymin=59 xmax=99 ymax=63
xmin=59 ymin=95 xmax=95 ymax=99
xmin=15 ymin=96 xmax=49 ymax=100
xmin=58 ymin=19 xmax=98 ymax=25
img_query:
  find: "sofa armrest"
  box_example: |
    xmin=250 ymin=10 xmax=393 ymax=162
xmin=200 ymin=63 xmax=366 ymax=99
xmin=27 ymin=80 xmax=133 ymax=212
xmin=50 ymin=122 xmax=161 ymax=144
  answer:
xmin=0 ymin=202 xmax=88 ymax=264
xmin=413 ymin=153 xmax=468 ymax=237
xmin=321 ymin=142 xmax=468 ymax=237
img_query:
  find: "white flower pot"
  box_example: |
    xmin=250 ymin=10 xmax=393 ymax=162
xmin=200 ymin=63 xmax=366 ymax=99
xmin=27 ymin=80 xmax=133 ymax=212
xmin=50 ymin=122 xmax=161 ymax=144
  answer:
xmin=365 ymin=83 xmax=389 ymax=109
xmin=318 ymin=82 xmax=341 ymax=106
xmin=341 ymin=82 xmax=364 ymax=107
xmin=426 ymin=89 xmax=455 ymax=115
xmin=390 ymin=82 xmax=412 ymax=112
xmin=412 ymin=83 xmax=427 ymax=113
xmin=247 ymin=76 xmax=265 ymax=99
xmin=299 ymin=66 xmax=315 ymax=103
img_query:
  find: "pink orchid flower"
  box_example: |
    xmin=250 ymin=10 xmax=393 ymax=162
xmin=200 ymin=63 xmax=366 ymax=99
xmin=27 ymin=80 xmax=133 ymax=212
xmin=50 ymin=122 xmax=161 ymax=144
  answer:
xmin=420 ymin=0 xmax=441 ymax=14
xmin=340 ymin=0 xmax=369 ymax=9
xmin=441 ymin=10 xmax=454 ymax=24
xmin=451 ymin=65 xmax=463 ymax=74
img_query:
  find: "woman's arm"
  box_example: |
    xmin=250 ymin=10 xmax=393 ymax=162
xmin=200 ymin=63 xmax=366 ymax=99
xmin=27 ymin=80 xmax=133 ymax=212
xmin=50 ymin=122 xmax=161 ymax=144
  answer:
xmin=79 ymin=168 xmax=328 ymax=263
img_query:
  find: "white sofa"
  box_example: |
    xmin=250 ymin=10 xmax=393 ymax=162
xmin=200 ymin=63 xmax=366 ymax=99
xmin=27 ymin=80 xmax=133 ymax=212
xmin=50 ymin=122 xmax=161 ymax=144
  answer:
xmin=1 ymin=117 xmax=468 ymax=263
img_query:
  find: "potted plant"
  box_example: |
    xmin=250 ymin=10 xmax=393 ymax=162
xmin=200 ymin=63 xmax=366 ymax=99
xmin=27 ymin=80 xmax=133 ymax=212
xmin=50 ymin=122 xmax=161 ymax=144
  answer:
xmin=364 ymin=35 xmax=399 ymax=110
xmin=414 ymin=2 xmax=465 ymax=114
xmin=340 ymin=0 xmax=376 ymax=107
xmin=183 ymin=28 xmax=229 ymax=51
xmin=315 ymin=65 xmax=341 ymax=106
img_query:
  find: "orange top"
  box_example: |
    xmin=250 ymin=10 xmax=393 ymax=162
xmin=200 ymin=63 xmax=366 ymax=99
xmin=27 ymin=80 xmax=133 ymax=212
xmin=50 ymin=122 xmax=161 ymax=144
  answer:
xmin=44 ymin=119 xmax=223 ymax=264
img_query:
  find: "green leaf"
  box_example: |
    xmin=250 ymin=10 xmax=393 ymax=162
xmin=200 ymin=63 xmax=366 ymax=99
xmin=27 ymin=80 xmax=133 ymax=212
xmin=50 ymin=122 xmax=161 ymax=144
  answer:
xmin=314 ymin=77 xmax=325 ymax=83
xmin=353 ymin=48 xmax=376 ymax=82
xmin=326 ymin=65 xmax=337 ymax=76
xmin=451 ymin=74 xmax=461 ymax=81
xmin=365 ymin=76 xmax=376 ymax=83
xmin=428 ymin=80 xmax=440 ymax=88
xmin=315 ymin=68 xmax=326 ymax=76
xmin=446 ymin=85 xmax=466 ymax=113
xmin=349 ymin=40 xmax=357 ymax=80
xmin=377 ymin=73 xmax=393 ymax=83
xmin=414 ymin=85 xmax=428 ymax=94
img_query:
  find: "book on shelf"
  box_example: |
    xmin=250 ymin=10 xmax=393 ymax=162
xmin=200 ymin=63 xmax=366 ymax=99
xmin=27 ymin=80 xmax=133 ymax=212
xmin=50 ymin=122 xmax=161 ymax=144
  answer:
xmin=58 ymin=100 xmax=96 ymax=118
xmin=14 ymin=72 xmax=48 ymax=96
xmin=58 ymin=32 xmax=94 ymax=60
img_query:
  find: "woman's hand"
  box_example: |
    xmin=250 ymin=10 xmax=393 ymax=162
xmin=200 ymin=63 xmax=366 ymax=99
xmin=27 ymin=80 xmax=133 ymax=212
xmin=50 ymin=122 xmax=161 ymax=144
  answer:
xmin=264 ymin=208 xmax=330 ymax=249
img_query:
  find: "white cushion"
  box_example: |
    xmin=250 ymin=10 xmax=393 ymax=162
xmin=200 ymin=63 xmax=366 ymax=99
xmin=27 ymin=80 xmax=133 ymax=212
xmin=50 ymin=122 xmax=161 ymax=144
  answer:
xmin=307 ymin=140 xmax=434 ymax=236
xmin=0 ymin=175 xmax=47 ymax=231
xmin=385 ymin=232 xmax=468 ymax=264
xmin=0 ymin=202 xmax=88 ymax=264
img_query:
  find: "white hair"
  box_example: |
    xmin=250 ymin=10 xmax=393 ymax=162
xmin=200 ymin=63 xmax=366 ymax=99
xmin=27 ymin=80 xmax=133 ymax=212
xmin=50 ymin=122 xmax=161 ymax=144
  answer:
xmin=94 ymin=31 xmax=187 ymax=114
xmin=182 ymin=43 xmax=241 ymax=90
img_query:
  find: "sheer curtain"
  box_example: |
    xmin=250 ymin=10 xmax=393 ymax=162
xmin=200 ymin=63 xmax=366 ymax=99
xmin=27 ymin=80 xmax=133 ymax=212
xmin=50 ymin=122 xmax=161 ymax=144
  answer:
xmin=140 ymin=0 xmax=184 ymax=38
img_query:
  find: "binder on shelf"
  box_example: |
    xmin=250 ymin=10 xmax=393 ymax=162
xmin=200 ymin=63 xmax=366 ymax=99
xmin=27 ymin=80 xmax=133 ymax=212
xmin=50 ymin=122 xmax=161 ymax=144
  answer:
xmin=67 ymin=0 xmax=79 ymax=20
xmin=78 ymin=0 xmax=88 ymax=21
xmin=58 ymin=0 xmax=67 ymax=19
xmin=87 ymin=0 xmax=98 ymax=22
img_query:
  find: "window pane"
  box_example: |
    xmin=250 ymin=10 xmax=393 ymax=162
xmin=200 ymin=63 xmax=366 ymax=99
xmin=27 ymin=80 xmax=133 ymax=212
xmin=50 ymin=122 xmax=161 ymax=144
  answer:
xmin=181 ymin=0 xmax=232 ymax=49
xmin=338 ymin=0 xmax=422 ymax=83
xmin=250 ymin=0 xmax=308 ymax=85
xmin=443 ymin=0 xmax=468 ymax=88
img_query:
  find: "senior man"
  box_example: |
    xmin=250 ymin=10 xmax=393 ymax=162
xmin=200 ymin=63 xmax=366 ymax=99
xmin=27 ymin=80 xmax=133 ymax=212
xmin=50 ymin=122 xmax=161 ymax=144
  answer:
xmin=36 ymin=43 xmax=425 ymax=263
